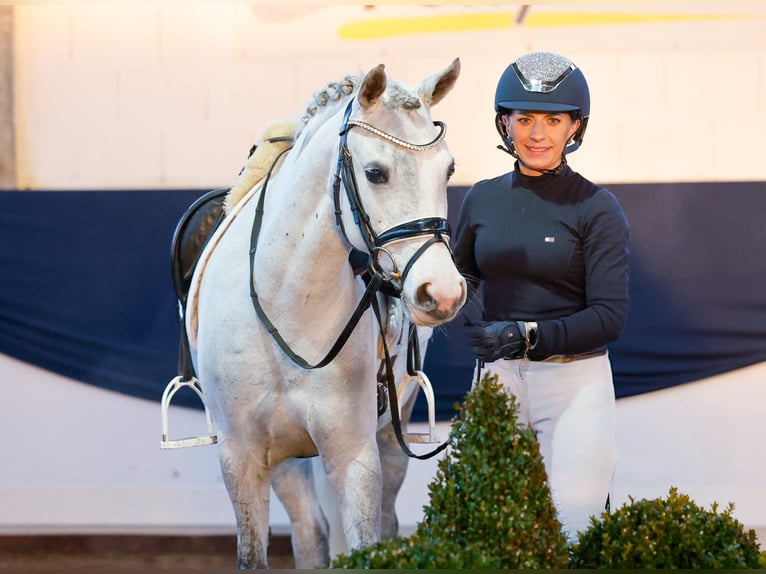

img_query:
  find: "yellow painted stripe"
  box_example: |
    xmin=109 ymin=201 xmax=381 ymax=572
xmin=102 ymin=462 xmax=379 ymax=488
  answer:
xmin=526 ymin=12 xmax=757 ymax=27
xmin=338 ymin=13 xmax=516 ymax=40
xmin=338 ymin=11 xmax=760 ymax=40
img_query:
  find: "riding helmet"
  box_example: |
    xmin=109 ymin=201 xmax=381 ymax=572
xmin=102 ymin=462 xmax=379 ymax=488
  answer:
xmin=494 ymin=51 xmax=590 ymax=153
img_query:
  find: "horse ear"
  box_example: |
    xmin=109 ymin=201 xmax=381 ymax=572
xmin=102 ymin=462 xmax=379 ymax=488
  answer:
xmin=357 ymin=64 xmax=387 ymax=110
xmin=418 ymin=57 xmax=461 ymax=109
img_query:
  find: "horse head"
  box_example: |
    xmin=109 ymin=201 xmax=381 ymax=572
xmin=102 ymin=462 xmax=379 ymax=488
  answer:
xmin=337 ymin=59 xmax=467 ymax=327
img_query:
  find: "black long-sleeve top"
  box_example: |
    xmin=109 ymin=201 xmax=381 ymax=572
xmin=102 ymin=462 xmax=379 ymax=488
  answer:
xmin=452 ymin=163 xmax=630 ymax=360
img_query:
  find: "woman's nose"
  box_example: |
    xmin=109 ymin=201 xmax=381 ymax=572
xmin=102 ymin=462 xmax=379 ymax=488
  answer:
xmin=530 ymin=121 xmax=545 ymax=139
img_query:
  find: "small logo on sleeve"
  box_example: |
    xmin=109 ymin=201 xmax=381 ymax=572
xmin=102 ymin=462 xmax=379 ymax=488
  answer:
xmin=544 ymin=236 xmax=556 ymax=243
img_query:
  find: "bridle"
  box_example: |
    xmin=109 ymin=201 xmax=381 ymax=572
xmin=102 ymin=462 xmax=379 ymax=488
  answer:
xmin=248 ymin=97 xmax=454 ymax=459
xmin=333 ymin=100 xmax=452 ymax=293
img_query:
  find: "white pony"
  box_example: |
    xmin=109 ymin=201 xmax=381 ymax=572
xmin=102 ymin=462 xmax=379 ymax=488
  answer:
xmin=185 ymin=60 xmax=466 ymax=569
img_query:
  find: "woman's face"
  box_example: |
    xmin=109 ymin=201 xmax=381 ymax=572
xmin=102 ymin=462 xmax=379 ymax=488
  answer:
xmin=502 ymin=111 xmax=580 ymax=175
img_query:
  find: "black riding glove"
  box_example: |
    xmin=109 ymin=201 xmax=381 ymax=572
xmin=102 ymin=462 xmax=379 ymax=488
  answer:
xmin=465 ymin=321 xmax=527 ymax=362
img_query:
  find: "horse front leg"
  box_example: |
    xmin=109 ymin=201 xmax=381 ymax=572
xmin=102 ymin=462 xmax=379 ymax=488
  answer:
xmin=218 ymin=438 xmax=272 ymax=569
xmin=271 ymin=458 xmax=330 ymax=568
xmin=377 ymin=386 xmax=417 ymax=539
xmin=324 ymin=440 xmax=383 ymax=551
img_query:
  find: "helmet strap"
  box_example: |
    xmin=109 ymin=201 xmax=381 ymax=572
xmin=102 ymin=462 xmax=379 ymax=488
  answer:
xmin=496 ymin=141 xmax=567 ymax=177
xmin=521 ymin=155 xmax=567 ymax=177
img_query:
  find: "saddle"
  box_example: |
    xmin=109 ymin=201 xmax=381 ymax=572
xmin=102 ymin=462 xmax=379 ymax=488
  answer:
xmin=170 ymin=187 xmax=229 ymax=309
xmin=161 ymin=188 xmax=229 ymax=449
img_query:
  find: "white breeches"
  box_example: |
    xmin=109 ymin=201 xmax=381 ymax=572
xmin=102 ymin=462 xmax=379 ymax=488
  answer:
xmin=475 ymin=353 xmax=617 ymax=544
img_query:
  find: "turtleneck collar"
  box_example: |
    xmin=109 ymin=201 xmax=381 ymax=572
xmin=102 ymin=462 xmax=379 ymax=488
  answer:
xmin=512 ymin=160 xmax=570 ymax=190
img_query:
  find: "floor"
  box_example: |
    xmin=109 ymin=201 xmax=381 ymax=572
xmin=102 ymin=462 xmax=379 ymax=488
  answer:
xmin=0 ymin=534 xmax=295 ymax=570
xmin=2 ymin=529 xmax=763 ymax=570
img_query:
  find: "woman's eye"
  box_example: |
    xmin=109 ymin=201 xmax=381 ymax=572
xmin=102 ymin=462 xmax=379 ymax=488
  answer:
xmin=365 ymin=167 xmax=388 ymax=184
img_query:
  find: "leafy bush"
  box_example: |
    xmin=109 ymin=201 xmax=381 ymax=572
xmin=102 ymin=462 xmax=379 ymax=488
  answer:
xmin=332 ymin=373 xmax=570 ymax=569
xmin=332 ymin=373 xmax=765 ymax=569
xmin=571 ymin=486 xmax=763 ymax=569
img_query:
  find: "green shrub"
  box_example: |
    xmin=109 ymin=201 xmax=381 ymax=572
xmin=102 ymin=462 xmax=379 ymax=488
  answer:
xmin=571 ymin=486 xmax=763 ymax=568
xmin=332 ymin=372 xmax=570 ymax=569
xmin=333 ymin=373 xmax=765 ymax=569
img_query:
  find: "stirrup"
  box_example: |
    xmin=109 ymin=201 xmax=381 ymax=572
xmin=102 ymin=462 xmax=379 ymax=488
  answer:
xmin=394 ymin=371 xmax=440 ymax=444
xmin=160 ymin=376 xmax=218 ymax=449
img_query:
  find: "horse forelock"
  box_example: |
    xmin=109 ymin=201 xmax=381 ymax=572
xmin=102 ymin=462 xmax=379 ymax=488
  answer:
xmin=385 ymin=82 xmax=422 ymax=111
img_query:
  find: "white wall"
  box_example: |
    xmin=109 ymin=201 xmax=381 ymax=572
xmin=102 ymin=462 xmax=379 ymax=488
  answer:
xmin=13 ymin=4 xmax=766 ymax=189
xmin=1 ymin=352 xmax=765 ymax=537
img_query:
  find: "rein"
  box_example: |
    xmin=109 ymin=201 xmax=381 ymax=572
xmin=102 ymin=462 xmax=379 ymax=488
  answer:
xmin=248 ymin=97 xmax=453 ymax=459
xmin=371 ymin=299 xmax=450 ymax=460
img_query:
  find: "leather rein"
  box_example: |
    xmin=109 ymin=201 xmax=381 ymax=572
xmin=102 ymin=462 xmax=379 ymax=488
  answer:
xmin=248 ymin=98 xmax=452 ymax=460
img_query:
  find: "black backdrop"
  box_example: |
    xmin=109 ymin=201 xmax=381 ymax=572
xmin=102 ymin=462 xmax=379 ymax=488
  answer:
xmin=2 ymin=182 xmax=765 ymax=421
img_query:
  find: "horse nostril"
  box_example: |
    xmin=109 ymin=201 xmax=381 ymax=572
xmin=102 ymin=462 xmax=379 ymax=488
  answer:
xmin=415 ymin=283 xmax=437 ymax=311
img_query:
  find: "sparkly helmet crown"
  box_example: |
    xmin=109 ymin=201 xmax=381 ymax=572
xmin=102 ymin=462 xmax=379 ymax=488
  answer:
xmin=494 ymin=51 xmax=590 ymax=153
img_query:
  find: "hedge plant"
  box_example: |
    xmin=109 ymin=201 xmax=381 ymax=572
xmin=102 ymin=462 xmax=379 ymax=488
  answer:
xmin=332 ymin=373 xmax=764 ymax=569
xmin=332 ymin=372 xmax=570 ymax=569
xmin=571 ymin=486 xmax=763 ymax=569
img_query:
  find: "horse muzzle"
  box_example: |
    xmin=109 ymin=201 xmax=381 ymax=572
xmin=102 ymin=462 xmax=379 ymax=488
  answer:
xmin=405 ymin=274 xmax=466 ymax=327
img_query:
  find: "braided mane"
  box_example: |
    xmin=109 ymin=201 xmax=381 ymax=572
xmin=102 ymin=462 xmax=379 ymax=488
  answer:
xmin=294 ymin=75 xmax=358 ymax=142
xmin=224 ymin=69 xmax=423 ymax=212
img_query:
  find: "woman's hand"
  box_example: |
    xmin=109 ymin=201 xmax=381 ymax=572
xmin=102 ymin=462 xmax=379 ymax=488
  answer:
xmin=464 ymin=321 xmax=527 ymax=362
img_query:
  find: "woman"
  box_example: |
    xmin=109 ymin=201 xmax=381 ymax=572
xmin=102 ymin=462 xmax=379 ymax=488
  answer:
xmin=452 ymin=51 xmax=630 ymax=543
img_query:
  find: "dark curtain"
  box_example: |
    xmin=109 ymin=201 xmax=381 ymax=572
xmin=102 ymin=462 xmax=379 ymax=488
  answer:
xmin=1 ymin=182 xmax=765 ymax=421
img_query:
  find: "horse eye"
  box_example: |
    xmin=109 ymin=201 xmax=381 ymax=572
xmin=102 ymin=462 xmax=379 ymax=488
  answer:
xmin=364 ymin=167 xmax=388 ymax=184
xmin=447 ymin=161 xmax=456 ymax=180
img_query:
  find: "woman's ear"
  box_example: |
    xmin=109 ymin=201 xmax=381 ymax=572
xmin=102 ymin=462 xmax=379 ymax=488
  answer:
xmin=568 ymin=118 xmax=581 ymax=141
xmin=502 ymin=115 xmax=512 ymax=136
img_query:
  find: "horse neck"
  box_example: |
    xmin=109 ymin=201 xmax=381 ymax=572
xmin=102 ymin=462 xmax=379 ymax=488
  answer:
xmin=251 ymin=118 xmax=364 ymax=330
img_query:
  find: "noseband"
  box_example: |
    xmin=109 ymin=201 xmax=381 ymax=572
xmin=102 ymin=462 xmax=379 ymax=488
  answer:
xmin=332 ymin=99 xmax=452 ymax=293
